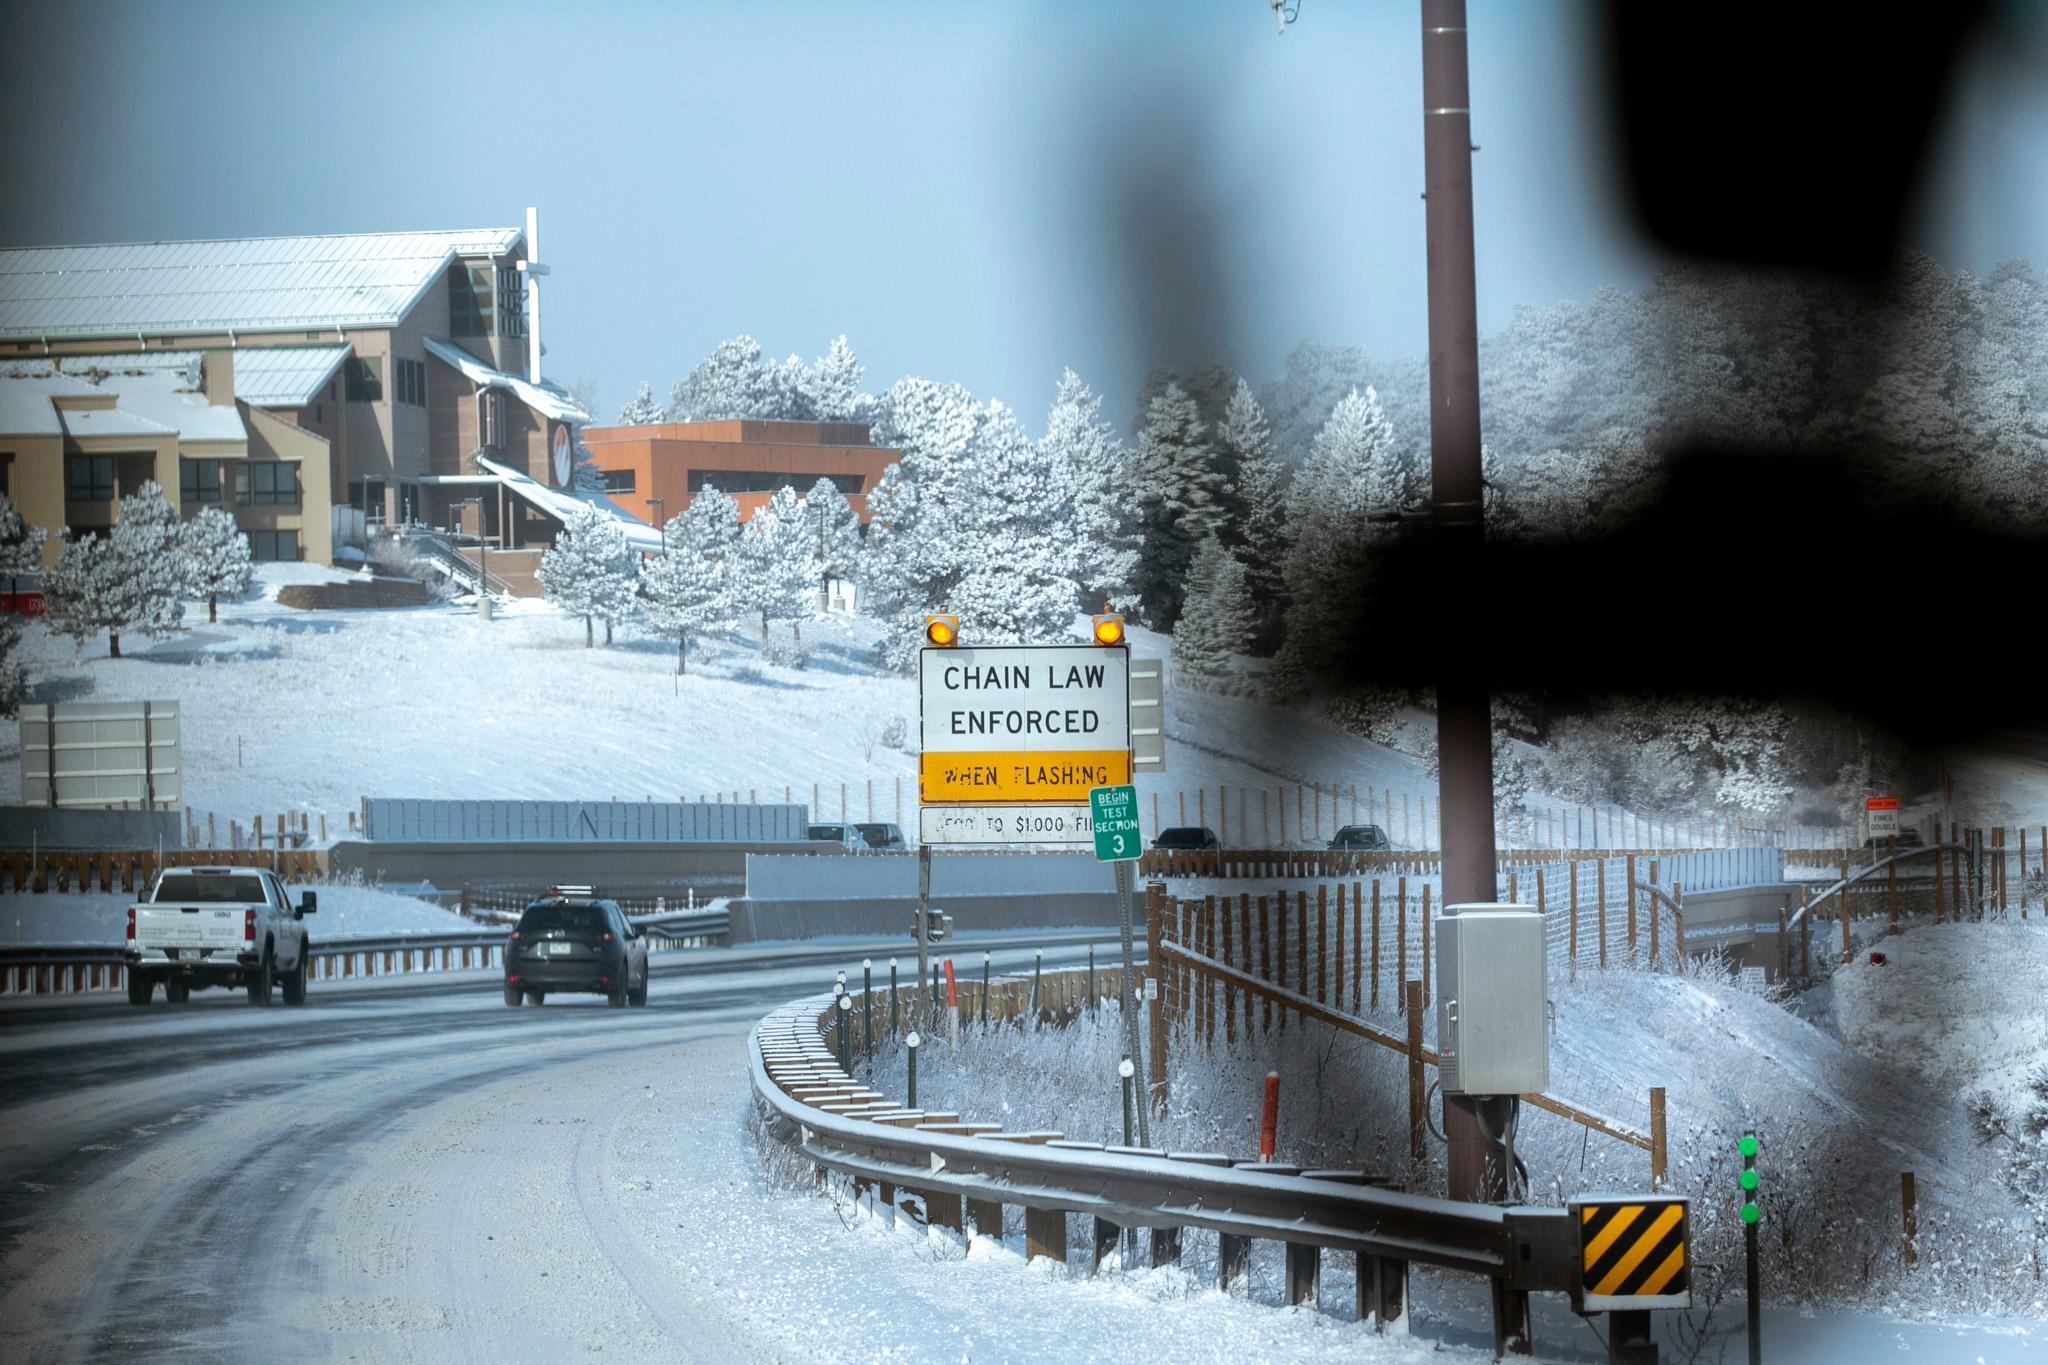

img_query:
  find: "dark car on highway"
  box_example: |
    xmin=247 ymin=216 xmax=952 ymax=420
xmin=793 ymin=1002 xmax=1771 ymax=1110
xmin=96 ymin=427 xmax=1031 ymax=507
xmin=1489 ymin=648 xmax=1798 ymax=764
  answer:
xmin=1328 ymin=824 xmax=1393 ymax=852
xmin=1152 ymin=826 xmax=1221 ymax=851
xmin=855 ymin=822 xmax=908 ymax=851
xmin=504 ymin=893 xmax=648 ymax=1008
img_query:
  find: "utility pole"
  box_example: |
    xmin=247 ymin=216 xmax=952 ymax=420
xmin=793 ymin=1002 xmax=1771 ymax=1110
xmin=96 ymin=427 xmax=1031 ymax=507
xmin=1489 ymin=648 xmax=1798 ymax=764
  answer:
xmin=1420 ymin=0 xmax=1502 ymax=1205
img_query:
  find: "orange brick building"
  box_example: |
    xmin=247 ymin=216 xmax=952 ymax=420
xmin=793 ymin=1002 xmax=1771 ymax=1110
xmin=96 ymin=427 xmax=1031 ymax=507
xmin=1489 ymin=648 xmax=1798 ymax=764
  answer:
xmin=578 ymin=419 xmax=899 ymax=524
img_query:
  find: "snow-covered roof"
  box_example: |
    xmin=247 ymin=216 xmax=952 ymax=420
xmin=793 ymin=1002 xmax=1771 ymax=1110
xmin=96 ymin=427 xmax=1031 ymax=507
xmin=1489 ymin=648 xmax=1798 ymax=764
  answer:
xmin=59 ymin=405 xmax=179 ymax=439
xmin=0 ymin=228 xmax=523 ymax=341
xmin=0 ymin=349 xmax=199 ymax=378
xmin=231 ymin=345 xmax=352 ymax=407
xmin=0 ymin=373 xmax=99 ymax=435
xmin=473 ymin=453 xmax=664 ymax=553
xmin=421 ymin=336 xmax=590 ymax=424
xmin=94 ymin=372 xmax=247 ymax=442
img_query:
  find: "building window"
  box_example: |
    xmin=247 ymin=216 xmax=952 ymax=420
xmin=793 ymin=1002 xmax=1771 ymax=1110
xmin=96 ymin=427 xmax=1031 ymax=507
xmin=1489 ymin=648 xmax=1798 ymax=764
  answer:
xmin=1 ymin=452 xmax=11 ymax=498
xmin=478 ymin=388 xmax=505 ymax=450
xmin=498 ymin=266 xmax=526 ymax=338
xmin=600 ymin=468 xmax=636 ymax=494
xmin=179 ymin=458 xmax=223 ymax=505
xmin=66 ymin=455 xmax=115 ymax=502
xmin=449 ymin=261 xmax=494 ymax=337
xmin=393 ymin=357 xmax=427 ymax=407
xmin=314 ymin=403 xmax=323 ymax=424
xmin=685 ymin=469 xmax=864 ymax=495
xmin=239 ymin=462 xmax=299 ymax=507
xmin=247 ymin=529 xmax=301 ymax=562
xmin=346 ymin=355 xmax=383 ymax=402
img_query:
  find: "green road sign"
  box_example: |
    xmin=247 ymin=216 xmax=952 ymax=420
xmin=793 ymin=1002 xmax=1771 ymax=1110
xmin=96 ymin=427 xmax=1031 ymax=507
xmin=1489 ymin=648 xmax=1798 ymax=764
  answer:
xmin=1090 ymin=784 xmax=1142 ymax=862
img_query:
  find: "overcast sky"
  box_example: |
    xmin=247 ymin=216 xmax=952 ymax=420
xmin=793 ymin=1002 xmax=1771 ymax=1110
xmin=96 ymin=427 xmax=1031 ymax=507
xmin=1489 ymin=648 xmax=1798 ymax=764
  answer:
xmin=4 ymin=1 xmax=2044 ymax=429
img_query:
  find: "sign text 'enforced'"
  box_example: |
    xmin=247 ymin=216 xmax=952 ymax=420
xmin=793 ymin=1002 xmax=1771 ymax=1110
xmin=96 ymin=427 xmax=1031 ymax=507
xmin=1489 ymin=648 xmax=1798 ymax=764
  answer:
xmin=920 ymin=646 xmax=1131 ymax=805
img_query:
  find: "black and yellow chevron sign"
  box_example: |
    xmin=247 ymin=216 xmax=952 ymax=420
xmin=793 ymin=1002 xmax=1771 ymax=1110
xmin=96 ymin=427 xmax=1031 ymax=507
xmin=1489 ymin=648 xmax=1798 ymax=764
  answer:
xmin=1576 ymin=1196 xmax=1691 ymax=1309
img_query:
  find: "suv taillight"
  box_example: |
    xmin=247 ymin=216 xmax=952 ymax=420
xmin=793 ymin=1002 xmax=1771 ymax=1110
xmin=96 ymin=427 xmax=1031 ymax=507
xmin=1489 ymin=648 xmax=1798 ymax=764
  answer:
xmin=510 ymin=931 xmax=522 ymax=941
xmin=127 ymin=907 xmax=135 ymax=943
xmin=244 ymin=909 xmax=256 ymax=943
xmin=600 ymin=932 xmax=614 ymax=943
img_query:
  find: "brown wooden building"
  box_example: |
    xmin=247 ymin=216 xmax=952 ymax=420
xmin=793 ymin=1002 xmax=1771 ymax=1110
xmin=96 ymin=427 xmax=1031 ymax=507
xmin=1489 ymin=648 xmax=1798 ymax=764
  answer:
xmin=579 ymin=420 xmax=900 ymax=524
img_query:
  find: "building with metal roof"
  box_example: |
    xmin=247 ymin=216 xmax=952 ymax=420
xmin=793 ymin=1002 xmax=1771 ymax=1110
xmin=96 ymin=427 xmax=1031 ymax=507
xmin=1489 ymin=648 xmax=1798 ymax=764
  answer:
xmin=0 ymin=209 xmax=646 ymax=582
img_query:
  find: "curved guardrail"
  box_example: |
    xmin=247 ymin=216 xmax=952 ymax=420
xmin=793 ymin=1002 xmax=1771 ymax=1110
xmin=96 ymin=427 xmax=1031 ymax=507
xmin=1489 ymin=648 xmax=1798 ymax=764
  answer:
xmin=0 ymin=908 xmax=728 ymax=996
xmin=748 ymin=971 xmax=1593 ymax=1349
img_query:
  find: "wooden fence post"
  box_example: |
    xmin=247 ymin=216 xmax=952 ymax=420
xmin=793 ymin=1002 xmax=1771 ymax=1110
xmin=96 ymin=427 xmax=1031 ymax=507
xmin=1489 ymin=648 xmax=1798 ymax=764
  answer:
xmin=1147 ymin=882 xmax=1168 ymax=1115
xmin=1420 ymin=884 xmax=1432 ymax=1008
xmin=1295 ymin=890 xmax=1308 ymax=1010
xmin=1396 ymin=877 xmax=1408 ymax=1011
xmin=1597 ymin=858 xmax=1608 ymax=969
xmin=1934 ymin=843 xmax=1944 ymax=923
xmin=1351 ymin=882 xmax=1364 ymax=1013
xmin=1889 ymin=837 xmax=1899 ymax=934
xmin=1650 ymin=1086 xmax=1667 ymax=1189
xmin=1370 ymin=881 xmax=1381 ymax=1013
xmin=1839 ymin=855 xmax=1852 ymax=964
xmin=1405 ymin=980 xmax=1426 ymax=1163
xmin=1316 ymin=885 xmax=1329 ymax=1005
xmin=1258 ymin=895 xmax=1273 ymax=1033
xmin=1648 ymin=858 xmax=1660 ymax=967
xmin=1224 ymin=893 xmax=1238 ymax=1045
xmin=1568 ymin=861 xmax=1579 ymax=981
xmin=1626 ymin=854 xmax=1638 ymax=962
xmin=1332 ymin=882 xmax=1345 ymax=1010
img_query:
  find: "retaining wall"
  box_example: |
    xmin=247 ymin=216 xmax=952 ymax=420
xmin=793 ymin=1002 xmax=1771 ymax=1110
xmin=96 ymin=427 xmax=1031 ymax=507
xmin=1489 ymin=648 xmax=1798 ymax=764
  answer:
xmin=0 ymin=806 xmax=183 ymax=851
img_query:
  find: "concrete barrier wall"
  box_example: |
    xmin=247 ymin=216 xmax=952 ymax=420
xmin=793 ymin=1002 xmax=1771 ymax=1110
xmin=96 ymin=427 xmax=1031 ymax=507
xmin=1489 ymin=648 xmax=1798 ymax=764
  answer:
xmin=0 ymin=806 xmax=184 ymax=851
xmin=743 ymin=851 xmax=1116 ymax=902
xmin=329 ymin=839 xmax=828 ymax=898
xmin=727 ymin=892 xmax=1119 ymax=944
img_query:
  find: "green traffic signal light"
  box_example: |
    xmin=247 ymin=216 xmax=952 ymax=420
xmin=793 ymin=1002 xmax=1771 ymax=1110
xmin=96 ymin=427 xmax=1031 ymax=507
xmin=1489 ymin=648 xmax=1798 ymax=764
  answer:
xmin=1739 ymin=1135 xmax=1759 ymax=1158
xmin=1741 ymin=1202 xmax=1760 ymax=1225
xmin=1740 ymin=1169 xmax=1759 ymax=1191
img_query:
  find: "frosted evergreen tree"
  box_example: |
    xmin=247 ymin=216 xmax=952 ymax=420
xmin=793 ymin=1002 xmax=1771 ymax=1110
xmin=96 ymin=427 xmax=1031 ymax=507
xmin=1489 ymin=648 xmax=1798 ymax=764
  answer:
xmin=1131 ymin=381 xmax=1229 ymax=629
xmin=1216 ymin=379 xmax=1291 ymax=651
xmin=948 ymin=403 xmax=1077 ymax=644
xmin=44 ymin=485 xmax=187 ymax=658
xmin=1268 ymin=388 xmax=1401 ymax=691
xmin=860 ymin=376 xmax=984 ymax=666
xmin=0 ymin=614 xmax=25 ymax=718
xmin=805 ymin=336 xmax=869 ymax=421
xmin=1040 ymin=370 xmax=1138 ymax=611
xmin=616 ymin=381 xmax=667 ymax=425
xmin=181 ymin=506 xmax=253 ymax=623
xmin=0 ymin=496 xmax=45 ymax=600
xmin=668 ymin=336 xmax=771 ymax=421
xmin=1171 ymin=537 xmax=1255 ymax=690
xmin=857 ymin=464 xmax=927 ymax=670
xmin=539 ymin=503 xmax=636 ymax=647
xmin=737 ymin=485 xmax=817 ymax=650
xmin=803 ymin=477 xmax=861 ymax=607
xmin=640 ymin=491 xmax=738 ymax=677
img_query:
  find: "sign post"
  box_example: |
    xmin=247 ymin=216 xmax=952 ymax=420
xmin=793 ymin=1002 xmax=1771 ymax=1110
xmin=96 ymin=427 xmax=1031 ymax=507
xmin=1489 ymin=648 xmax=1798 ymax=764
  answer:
xmin=1089 ymin=783 xmax=1148 ymax=1147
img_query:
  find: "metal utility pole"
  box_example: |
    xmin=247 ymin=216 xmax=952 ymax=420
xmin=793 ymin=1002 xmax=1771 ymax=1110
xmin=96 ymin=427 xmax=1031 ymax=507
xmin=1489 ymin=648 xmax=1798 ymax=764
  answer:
xmin=1420 ymin=0 xmax=1502 ymax=1205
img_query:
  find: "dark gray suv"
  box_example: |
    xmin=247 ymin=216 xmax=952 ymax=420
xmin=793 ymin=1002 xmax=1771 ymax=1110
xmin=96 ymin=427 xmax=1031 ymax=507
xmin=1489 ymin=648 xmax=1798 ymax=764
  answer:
xmin=504 ymin=895 xmax=648 ymax=1008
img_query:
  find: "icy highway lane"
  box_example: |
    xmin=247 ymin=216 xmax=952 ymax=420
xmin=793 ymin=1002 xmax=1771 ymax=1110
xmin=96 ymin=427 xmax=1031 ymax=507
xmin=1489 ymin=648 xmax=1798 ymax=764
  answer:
xmin=0 ymin=937 xmax=1112 ymax=1363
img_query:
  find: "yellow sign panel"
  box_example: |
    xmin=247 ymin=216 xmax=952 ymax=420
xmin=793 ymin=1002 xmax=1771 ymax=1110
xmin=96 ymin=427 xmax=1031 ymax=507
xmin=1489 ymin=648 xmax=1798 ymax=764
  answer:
xmin=919 ymin=750 xmax=1133 ymax=805
xmin=1576 ymin=1197 xmax=1690 ymax=1310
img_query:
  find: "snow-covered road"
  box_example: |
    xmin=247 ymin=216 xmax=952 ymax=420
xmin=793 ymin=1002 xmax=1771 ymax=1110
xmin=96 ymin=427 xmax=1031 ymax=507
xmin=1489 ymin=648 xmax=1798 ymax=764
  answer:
xmin=3 ymin=936 xmax=2040 ymax=1364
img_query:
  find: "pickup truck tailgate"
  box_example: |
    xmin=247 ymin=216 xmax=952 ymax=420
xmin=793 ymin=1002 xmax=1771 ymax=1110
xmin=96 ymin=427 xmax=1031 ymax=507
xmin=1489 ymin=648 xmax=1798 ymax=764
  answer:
xmin=134 ymin=905 xmax=248 ymax=951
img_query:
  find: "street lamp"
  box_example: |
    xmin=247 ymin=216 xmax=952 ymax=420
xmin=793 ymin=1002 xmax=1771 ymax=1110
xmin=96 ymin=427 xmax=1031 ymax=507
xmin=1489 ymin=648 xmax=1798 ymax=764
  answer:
xmin=646 ymin=497 xmax=666 ymax=554
xmin=459 ymin=497 xmax=499 ymax=600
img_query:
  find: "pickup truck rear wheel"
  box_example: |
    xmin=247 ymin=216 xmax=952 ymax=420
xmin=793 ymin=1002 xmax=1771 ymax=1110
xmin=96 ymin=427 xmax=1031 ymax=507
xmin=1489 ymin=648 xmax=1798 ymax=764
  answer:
xmin=126 ymin=968 xmax=154 ymax=1006
xmin=246 ymin=947 xmax=274 ymax=1007
xmin=281 ymin=946 xmax=307 ymax=1005
xmin=503 ymin=981 xmax=523 ymax=1006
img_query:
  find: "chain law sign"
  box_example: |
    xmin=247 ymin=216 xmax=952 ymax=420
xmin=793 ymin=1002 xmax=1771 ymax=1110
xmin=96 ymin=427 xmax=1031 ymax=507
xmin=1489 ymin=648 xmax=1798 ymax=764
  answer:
xmin=918 ymin=642 xmax=1130 ymax=845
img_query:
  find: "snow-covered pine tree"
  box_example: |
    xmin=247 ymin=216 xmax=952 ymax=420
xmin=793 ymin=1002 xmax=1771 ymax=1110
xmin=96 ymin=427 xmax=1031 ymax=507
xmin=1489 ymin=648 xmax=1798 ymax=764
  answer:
xmin=1215 ymin=379 xmax=1291 ymax=652
xmin=539 ymin=503 xmax=636 ymax=647
xmin=947 ymin=403 xmax=1076 ymax=644
xmin=640 ymin=490 xmax=739 ymax=676
xmin=0 ymin=496 xmax=46 ymax=600
xmin=616 ymin=381 xmax=667 ymax=425
xmin=182 ymin=506 xmax=253 ymax=623
xmin=1170 ymin=536 xmax=1256 ymax=690
xmin=856 ymin=464 xmax=927 ymax=670
xmin=1271 ymin=388 xmax=1401 ymax=685
xmin=0 ymin=613 xmax=25 ymax=717
xmin=1131 ymin=380 xmax=1229 ymax=629
xmin=803 ymin=477 xmax=862 ymax=608
xmin=668 ymin=336 xmax=771 ymax=421
xmin=43 ymin=532 xmax=125 ymax=656
xmin=48 ymin=481 xmax=191 ymax=658
xmin=804 ymin=336 xmax=869 ymax=422
xmin=1041 ymin=369 xmax=1138 ymax=612
xmin=736 ymin=485 xmax=817 ymax=652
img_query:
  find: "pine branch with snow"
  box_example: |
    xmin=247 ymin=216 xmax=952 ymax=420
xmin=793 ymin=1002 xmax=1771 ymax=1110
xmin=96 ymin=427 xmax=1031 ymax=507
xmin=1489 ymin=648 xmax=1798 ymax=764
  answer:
xmin=182 ymin=506 xmax=253 ymax=624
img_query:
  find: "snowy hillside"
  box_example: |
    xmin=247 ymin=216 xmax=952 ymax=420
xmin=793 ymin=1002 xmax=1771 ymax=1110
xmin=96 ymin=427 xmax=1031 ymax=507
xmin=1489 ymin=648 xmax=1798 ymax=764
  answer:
xmin=1 ymin=572 xmax=1437 ymax=836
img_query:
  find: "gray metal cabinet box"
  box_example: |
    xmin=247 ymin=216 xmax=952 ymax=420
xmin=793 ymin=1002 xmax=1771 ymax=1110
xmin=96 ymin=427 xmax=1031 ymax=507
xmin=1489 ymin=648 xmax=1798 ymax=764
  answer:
xmin=1436 ymin=903 xmax=1548 ymax=1095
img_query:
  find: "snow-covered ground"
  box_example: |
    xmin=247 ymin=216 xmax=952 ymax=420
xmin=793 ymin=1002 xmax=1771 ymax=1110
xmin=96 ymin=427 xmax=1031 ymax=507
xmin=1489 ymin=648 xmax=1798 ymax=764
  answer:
xmin=0 ymin=880 xmax=472 ymax=945
xmin=2 ymin=571 xmax=1442 ymax=838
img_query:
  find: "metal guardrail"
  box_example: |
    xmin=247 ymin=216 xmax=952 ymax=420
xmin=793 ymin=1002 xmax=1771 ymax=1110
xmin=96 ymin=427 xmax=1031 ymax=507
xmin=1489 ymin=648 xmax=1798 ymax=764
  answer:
xmin=0 ymin=909 xmax=729 ymax=997
xmin=749 ymin=974 xmax=1623 ymax=1357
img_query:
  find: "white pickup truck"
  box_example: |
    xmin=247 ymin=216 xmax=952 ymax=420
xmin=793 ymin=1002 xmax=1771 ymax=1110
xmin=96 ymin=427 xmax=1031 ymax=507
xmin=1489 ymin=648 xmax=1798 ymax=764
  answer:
xmin=124 ymin=866 xmax=316 ymax=1007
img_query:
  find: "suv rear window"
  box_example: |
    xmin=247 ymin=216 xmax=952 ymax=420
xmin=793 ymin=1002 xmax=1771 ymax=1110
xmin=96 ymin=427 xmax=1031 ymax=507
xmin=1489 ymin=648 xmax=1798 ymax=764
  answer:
xmin=518 ymin=904 xmax=610 ymax=936
xmin=809 ymin=825 xmax=848 ymax=839
xmin=156 ymin=873 xmax=268 ymax=903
